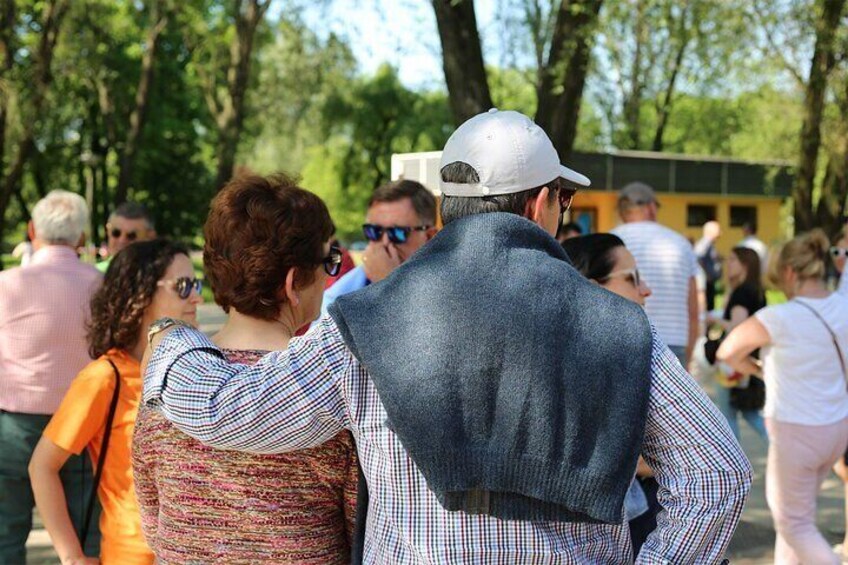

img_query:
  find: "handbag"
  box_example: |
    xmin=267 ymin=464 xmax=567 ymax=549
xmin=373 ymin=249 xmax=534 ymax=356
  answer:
xmin=729 ymin=376 xmax=766 ymax=411
xmin=79 ymin=358 xmax=121 ymax=546
xmin=794 ymin=299 xmax=848 ymax=463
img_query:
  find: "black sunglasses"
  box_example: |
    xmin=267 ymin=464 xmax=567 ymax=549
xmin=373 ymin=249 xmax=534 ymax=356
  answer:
xmin=362 ymin=224 xmax=430 ymax=244
xmin=157 ymin=277 xmax=203 ymax=299
xmin=323 ymin=246 xmax=343 ymax=277
xmin=110 ymin=228 xmax=138 ymax=241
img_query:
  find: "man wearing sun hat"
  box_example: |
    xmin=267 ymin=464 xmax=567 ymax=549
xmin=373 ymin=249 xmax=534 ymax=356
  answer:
xmin=143 ymin=109 xmax=750 ymax=562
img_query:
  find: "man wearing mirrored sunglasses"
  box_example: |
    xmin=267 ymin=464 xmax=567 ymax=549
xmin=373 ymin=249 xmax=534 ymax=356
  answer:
xmin=144 ymin=109 xmax=750 ymax=563
xmin=97 ymin=202 xmax=157 ymax=272
xmin=321 ymin=179 xmax=437 ymax=316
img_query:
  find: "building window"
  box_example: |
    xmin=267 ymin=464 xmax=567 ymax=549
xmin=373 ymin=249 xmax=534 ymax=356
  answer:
xmin=730 ymin=205 xmax=757 ymax=228
xmin=687 ymin=205 xmax=717 ymax=227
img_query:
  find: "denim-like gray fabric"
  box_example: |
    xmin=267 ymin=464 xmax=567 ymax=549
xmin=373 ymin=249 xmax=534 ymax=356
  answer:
xmin=330 ymin=213 xmax=653 ymax=524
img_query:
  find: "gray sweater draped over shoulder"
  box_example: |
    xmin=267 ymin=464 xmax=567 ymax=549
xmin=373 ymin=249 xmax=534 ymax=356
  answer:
xmin=329 ymin=213 xmax=653 ymax=524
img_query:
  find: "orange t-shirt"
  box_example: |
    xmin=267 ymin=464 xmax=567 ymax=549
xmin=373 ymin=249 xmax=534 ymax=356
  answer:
xmin=44 ymin=349 xmax=153 ymax=565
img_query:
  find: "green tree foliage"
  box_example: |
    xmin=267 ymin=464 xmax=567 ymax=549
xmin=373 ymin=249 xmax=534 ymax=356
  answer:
xmin=301 ymin=64 xmax=452 ymax=241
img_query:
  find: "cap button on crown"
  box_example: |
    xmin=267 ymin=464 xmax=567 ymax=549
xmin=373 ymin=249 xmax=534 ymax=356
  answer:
xmin=487 ymin=107 xmax=498 ymax=114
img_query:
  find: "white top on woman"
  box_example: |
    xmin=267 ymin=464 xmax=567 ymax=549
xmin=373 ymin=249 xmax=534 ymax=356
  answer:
xmin=755 ymin=293 xmax=848 ymax=425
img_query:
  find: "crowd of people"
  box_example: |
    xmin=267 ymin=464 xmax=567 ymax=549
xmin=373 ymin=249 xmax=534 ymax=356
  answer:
xmin=0 ymin=108 xmax=846 ymax=564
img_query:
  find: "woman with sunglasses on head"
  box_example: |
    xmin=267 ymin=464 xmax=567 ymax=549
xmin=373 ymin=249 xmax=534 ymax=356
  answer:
xmin=132 ymin=174 xmax=358 ymax=563
xmin=829 ymin=228 xmax=848 ymax=559
xmin=704 ymin=246 xmax=768 ymax=444
xmin=560 ymin=233 xmax=658 ymax=557
xmin=719 ymin=229 xmax=848 ymax=564
xmin=29 ymin=240 xmax=201 ymax=565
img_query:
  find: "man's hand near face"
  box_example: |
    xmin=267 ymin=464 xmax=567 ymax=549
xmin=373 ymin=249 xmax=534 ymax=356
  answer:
xmin=362 ymin=241 xmax=401 ymax=283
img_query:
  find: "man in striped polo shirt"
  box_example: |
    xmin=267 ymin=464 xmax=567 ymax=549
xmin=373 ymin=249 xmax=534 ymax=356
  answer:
xmin=612 ymin=182 xmax=699 ymax=367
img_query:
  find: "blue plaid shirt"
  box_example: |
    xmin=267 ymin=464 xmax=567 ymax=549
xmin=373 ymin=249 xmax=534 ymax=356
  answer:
xmin=144 ymin=317 xmax=750 ymax=563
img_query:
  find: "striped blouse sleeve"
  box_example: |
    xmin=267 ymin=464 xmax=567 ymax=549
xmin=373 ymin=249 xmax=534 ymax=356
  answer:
xmin=143 ymin=316 xmax=350 ymax=454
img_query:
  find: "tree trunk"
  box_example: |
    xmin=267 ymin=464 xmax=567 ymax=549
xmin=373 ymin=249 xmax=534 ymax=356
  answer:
xmin=0 ymin=0 xmax=17 ymax=237
xmin=535 ymin=0 xmax=604 ymax=160
xmin=115 ymin=0 xmax=168 ymax=205
xmin=793 ymin=0 xmax=846 ymax=231
xmin=622 ymin=0 xmax=647 ymax=150
xmin=651 ymin=6 xmax=690 ymax=152
xmin=0 ymin=0 xmax=68 ymax=244
xmin=814 ymin=74 xmax=848 ymax=233
xmin=432 ymin=0 xmax=493 ymax=126
xmin=212 ymin=0 xmax=270 ymax=190
xmin=816 ymin=149 xmax=848 ymax=233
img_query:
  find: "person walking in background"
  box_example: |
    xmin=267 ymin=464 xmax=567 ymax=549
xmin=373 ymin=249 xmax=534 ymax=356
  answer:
xmin=695 ymin=220 xmax=723 ymax=311
xmin=143 ymin=110 xmax=751 ymax=563
xmin=560 ymin=233 xmax=660 ymax=558
xmin=612 ymin=182 xmax=700 ymax=367
xmin=97 ymin=202 xmax=156 ymax=272
xmin=0 ymin=190 xmax=103 ymax=563
xmin=829 ymin=228 xmax=848 ymax=559
xmin=706 ymin=247 xmax=768 ymax=444
xmin=321 ymin=179 xmax=436 ymax=313
xmin=29 ymin=240 xmax=200 ymax=565
xmin=556 ymin=221 xmax=583 ymax=243
xmin=739 ymin=221 xmax=768 ymax=268
xmin=719 ymin=229 xmax=848 ymax=565
xmin=133 ymin=175 xmax=358 ymax=564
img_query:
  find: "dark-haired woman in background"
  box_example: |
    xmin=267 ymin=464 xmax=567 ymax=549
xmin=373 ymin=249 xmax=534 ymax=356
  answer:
xmin=705 ymin=246 xmax=768 ymax=444
xmin=561 ymin=233 xmax=657 ymax=557
xmin=29 ymin=240 xmax=201 ymax=565
xmin=132 ymin=174 xmax=358 ymax=564
xmin=562 ymin=233 xmax=651 ymax=305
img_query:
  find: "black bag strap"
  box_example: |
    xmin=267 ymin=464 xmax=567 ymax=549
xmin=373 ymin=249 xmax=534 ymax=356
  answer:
xmin=350 ymin=462 xmax=368 ymax=564
xmin=79 ymin=357 xmax=121 ymax=545
xmin=794 ymin=299 xmax=847 ymax=389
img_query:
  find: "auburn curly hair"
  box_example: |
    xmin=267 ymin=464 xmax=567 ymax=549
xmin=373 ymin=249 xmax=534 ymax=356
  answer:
xmin=203 ymin=173 xmax=334 ymax=320
xmin=87 ymin=239 xmax=189 ymax=359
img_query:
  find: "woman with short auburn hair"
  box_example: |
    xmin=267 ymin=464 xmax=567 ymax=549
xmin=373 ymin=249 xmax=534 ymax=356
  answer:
xmin=719 ymin=229 xmax=848 ymax=564
xmin=132 ymin=173 xmax=358 ymax=563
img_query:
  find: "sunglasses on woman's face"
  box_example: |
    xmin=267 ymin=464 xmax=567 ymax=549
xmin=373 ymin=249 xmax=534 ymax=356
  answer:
xmin=158 ymin=277 xmax=202 ymax=299
xmin=323 ymin=246 xmax=343 ymax=277
xmin=831 ymin=246 xmax=848 ymax=258
xmin=600 ymin=268 xmax=642 ymax=288
xmin=362 ymin=224 xmax=430 ymax=244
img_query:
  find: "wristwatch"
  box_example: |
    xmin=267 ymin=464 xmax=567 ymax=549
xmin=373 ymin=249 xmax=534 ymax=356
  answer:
xmin=147 ymin=317 xmax=190 ymax=346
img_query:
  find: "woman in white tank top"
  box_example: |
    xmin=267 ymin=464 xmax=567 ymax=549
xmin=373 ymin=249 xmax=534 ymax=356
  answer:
xmin=719 ymin=228 xmax=848 ymax=565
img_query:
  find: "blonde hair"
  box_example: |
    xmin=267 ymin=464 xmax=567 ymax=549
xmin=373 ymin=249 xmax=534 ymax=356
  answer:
xmin=766 ymin=228 xmax=829 ymax=288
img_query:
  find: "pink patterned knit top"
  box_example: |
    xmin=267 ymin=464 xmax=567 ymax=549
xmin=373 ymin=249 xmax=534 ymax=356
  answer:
xmin=132 ymin=349 xmax=358 ymax=564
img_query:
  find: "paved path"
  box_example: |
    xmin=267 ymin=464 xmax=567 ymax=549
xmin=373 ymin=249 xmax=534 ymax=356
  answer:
xmin=25 ymin=304 xmax=846 ymax=563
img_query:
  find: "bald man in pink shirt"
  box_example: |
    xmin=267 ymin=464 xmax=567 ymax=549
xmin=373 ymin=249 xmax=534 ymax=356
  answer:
xmin=0 ymin=190 xmax=103 ymax=563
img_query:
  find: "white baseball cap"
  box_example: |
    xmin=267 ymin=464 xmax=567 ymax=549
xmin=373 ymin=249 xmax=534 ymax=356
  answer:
xmin=439 ymin=108 xmax=591 ymax=197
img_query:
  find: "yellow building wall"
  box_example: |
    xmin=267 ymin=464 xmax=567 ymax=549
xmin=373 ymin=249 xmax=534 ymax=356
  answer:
xmin=569 ymin=191 xmax=784 ymax=257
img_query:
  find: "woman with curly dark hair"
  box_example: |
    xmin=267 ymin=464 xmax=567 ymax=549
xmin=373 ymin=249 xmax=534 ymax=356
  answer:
xmin=29 ymin=239 xmax=201 ymax=565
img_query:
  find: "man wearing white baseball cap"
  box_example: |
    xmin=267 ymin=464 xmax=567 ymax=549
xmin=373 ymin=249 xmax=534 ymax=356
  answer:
xmin=143 ymin=109 xmax=750 ymax=563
